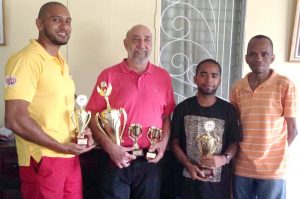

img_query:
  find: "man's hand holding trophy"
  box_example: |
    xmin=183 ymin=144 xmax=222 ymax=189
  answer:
xmin=196 ymin=121 xmax=220 ymax=178
xmin=146 ymin=127 xmax=163 ymax=159
xmin=94 ymin=81 xmax=164 ymax=163
xmin=71 ymin=95 xmax=92 ymax=146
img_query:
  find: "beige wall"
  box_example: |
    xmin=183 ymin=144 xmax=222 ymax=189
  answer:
xmin=243 ymin=0 xmax=299 ymax=81
xmin=0 ymin=0 xmax=299 ymax=123
xmin=68 ymin=0 xmax=161 ymax=99
xmin=0 ymin=0 xmax=160 ymax=126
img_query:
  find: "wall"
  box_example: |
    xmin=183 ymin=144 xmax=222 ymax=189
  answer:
xmin=0 ymin=0 xmax=160 ymax=126
xmin=243 ymin=0 xmax=299 ymax=78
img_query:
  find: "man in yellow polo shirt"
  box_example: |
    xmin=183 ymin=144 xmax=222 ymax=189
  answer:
xmin=4 ymin=2 xmax=94 ymax=199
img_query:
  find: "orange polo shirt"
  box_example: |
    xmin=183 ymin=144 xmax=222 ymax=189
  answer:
xmin=230 ymin=70 xmax=297 ymax=179
xmin=4 ymin=40 xmax=76 ymax=166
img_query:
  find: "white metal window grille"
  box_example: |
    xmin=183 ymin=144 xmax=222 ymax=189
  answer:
xmin=160 ymin=0 xmax=246 ymax=103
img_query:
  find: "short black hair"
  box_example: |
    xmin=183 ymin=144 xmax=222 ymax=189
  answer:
xmin=247 ymin=35 xmax=273 ymax=52
xmin=38 ymin=2 xmax=67 ymax=19
xmin=195 ymin=59 xmax=222 ymax=75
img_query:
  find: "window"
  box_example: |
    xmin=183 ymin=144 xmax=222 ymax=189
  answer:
xmin=160 ymin=0 xmax=246 ymax=102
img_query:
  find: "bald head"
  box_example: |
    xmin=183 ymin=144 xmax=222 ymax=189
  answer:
xmin=38 ymin=2 xmax=67 ymax=20
xmin=126 ymin=24 xmax=152 ymax=39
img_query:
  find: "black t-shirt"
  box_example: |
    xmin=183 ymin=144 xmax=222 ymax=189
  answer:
xmin=171 ymin=96 xmax=241 ymax=183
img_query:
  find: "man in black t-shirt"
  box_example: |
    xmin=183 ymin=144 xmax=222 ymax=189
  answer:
xmin=171 ymin=59 xmax=242 ymax=199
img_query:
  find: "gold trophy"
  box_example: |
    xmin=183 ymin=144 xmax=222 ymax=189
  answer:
xmin=146 ymin=127 xmax=162 ymax=159
xmin=95 ymin=82 xmax=127 ymax=145
xmin=71 ymin=95 xmax=91 ymax=146
xmin=196 ymin=121 xmax=220 ymax=177
xmin=128 ymin=124 xmax=144 ymax=156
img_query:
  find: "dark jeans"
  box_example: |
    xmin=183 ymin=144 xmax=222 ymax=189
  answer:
xmin=181 ymin=176 xmax=231 ymax=199
xmin=98 ymin=156 xmax=162 ymax=199
xmin=233 ymin=175 xmax=286 ymax=199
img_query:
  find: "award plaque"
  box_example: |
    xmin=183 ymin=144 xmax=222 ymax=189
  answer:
xmin=71 ymin=95 xmax=91 ymax=146
xmin=95 ymin=82 xmax=127 ymax=145
xmin=196 ymin=121 xmax=220 ymax=177
xmin=128 ymin=124 xmax=144 ymax=156
xmin=146 ymin=127 xmax=162 ymax=159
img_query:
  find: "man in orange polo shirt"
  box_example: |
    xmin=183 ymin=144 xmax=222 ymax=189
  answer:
xmin=230 ymin=35 xmax=298 ymax=199
xmin=4 ymin=2 xmax=94 ymax=199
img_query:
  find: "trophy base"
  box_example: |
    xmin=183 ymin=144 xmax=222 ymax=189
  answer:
xmin=198 ymin=165 xmax=214 ymax=177
xmin=75 ymin=137 xmax=88 ymax=146
xmin=146 ymin=151 xmax=157 ymax=159
xmin=132 ymin=149 xmax=144 ymax=156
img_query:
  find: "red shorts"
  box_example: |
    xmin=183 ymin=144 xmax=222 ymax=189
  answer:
xmin=19 ymin=156 xmax=82 ymax=199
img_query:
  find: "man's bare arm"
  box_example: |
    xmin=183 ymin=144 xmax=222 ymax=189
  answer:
xmin=285 ymin=117 xmax=298 ymax=146
xmin=5 ymin=99 xmax=93 ymax=155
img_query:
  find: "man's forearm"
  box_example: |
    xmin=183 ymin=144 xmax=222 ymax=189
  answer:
xmin=5 ymin=100 xmax=67 ymax=154
xmin=223 ymin=143 xmax=238 ymax=162
xmin=285 ymin=117 xmax=298 ymax=146
xmin=160 ymin=115 xmax=171 ymax=148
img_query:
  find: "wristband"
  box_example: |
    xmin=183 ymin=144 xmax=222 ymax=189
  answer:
xmin=223 ymin=153 xmax=231 ymax=164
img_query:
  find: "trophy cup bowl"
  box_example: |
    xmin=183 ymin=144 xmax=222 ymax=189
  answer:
xmin=128 ymin=124 xmax=144 ymax=156
xmin=196 ymin=132 xmax=219 ymax=177
xmin=95 ymin=108 xmax=127 ymax=145
xmin=146 ymin=127 xmax=162 ymax=159
xmin=71 ymin=95 xmax=91 ymax=146
xmin=95 ymin=82 xmax=127 ymax=146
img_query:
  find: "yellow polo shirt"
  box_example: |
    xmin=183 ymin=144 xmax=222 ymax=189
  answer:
xmin=5 ymin=40 xmax=76 ymax=166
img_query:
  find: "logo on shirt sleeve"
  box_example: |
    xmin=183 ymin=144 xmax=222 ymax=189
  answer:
xmin=5 ymin=76 xmax=17 ymax=87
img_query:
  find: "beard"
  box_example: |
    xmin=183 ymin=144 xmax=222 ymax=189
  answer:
xmin=198 ymin=86 xmax=218 ymax=96
xmin=44 ymin=28 xmax=69 ymax=45
xmin=131 ymin=50 xmax=150 ymax=64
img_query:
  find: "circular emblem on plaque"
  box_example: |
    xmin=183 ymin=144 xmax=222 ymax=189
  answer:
xmin=204 ymin=121 xmax=215 ymax=132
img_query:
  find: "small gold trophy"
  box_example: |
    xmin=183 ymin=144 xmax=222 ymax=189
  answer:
xmin=146 ymin=127 xmax=162 ymax=159
xmin=128 ymin=124 xmax=144 ymax=156
xmin=71 ymin=95 xmax=91 ymax=146
xmin=95 ymin=82 xmax=127 ymax=145
xmin=196 ymin=121 xmax=220 ymax=177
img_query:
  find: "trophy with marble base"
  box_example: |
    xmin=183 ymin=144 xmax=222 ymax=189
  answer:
xmin=196 ymin=121 xmax=220 ymax=177
xmin=128 ymin=124 xmax=144 ymax=156
xmin=146 ymin=127 xmax=162 ymax=159
xmin=95 ymin=82 xmax=127 ymax=145
xmin=71 ymin=95 xmax=91 ymax=146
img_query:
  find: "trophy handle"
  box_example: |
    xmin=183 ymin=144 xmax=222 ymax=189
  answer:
xmin=196 ymin=135 xmax=203 ymax=155
xmin=82 ymin=111 xmax=91 ymax=130
xmin=119 ymin=108 xmax=127 ymax=143
xmin=146 ymin=128 xmax=152 ymax=143
xmin=70 ymin=112 xmax=76 ymax=127
xmin=95 ymin=112 xmax=110 ymax=138
xmin=157 ymin=130 xmax=163 ymax=142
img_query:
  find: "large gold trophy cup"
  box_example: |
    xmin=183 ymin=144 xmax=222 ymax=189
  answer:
xmin=146 ymin=127 xmax=162 ymax=159
xmin=95 ymin=82 xmax=127 ymax=145
xmin=196 ymin=121 xmax=220 ymax=177
xmin=71 ymin=95 xmax=91 ymax=146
